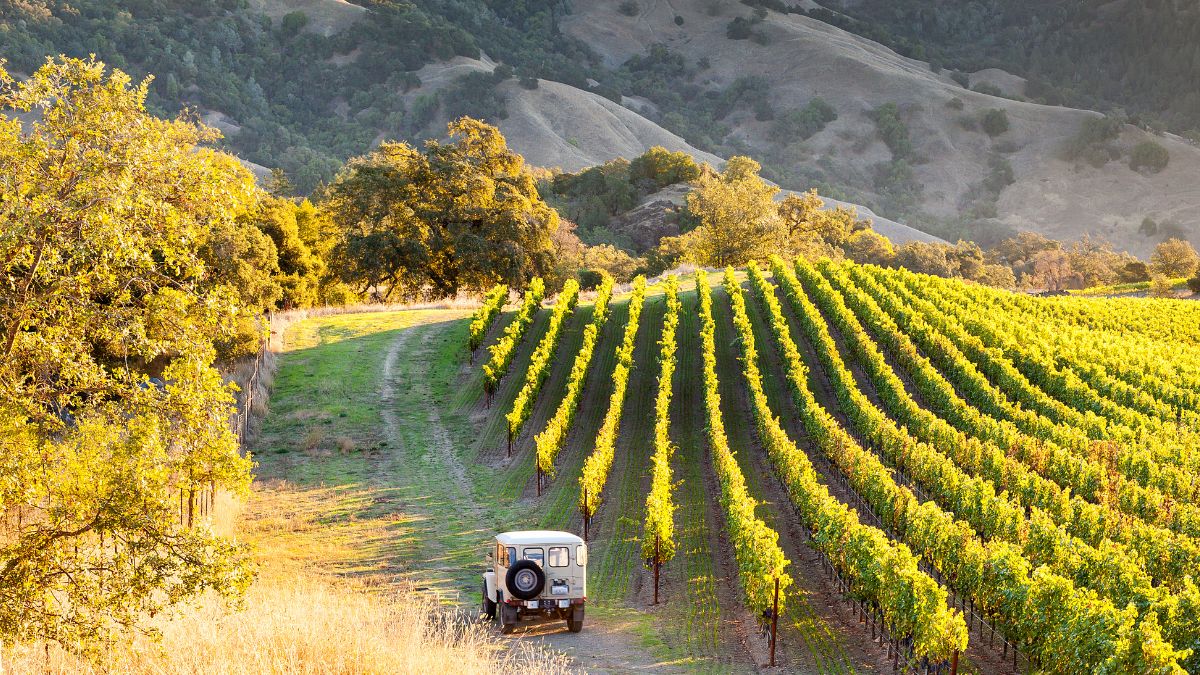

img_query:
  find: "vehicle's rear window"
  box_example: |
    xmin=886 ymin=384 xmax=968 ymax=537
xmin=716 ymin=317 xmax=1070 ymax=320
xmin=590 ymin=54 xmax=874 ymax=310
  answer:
xmin=547 ymin=546 xmax=569 ymax=567
xmin=523 ymin=547 xmax=544 ymax=565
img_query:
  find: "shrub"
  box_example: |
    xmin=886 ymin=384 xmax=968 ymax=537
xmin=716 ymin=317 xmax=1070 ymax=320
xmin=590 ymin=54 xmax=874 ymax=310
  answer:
xmin=950 ymin=71 xmax=969 ymax=87
xmin=675 ymin=14 xmax=684 ymax=25
xmin=618 ymin=1 xmax=639 ymax=16
xmin=280 ymin=11 xmax=309 ymax=36
xmin=973 ymin=83 xmax=1003 ymax=97
xmin=981 ymin=108 xmax=1010 ymax=136
xmin=946 ymin=97 xmax=964 ymax=110
xmin=1130 ymin=140 xmax=1169 ymax=173
xmin=1140 ymin=217 xmax=1159 ymax=237
xmin=1188 ymin=277 xmax=1200 ymax=294
xmin=726 ymin=16 xmax=754 ymax=39
xmin=1150 ymin=275 xmax=1176 ymax=297
xmin=578 ymin=269 xmax=604 ymax=289
xmin=870 ymin=103 xmax=912 ymax=159
xmin=1120 ymin=260 xmax=1151 ymax=283
xmin=1063 ymin=115 xmax=1123 ymax=162
xmin=775 ymin=97 xmax=838 ymax=140
xmin=629 ymin=146 xmax=702 ymax=190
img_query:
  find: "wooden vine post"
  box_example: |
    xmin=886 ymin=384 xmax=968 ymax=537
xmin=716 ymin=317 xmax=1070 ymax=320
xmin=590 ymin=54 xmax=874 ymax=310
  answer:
xmin=582 ymin=490 xmax=589 ymax=542
xmin=950 ymin=650 xmax=959 ymax=675
xmin=653 ymin=534 xmax=661 ymax=605
xmin=770 ymin=576 xmax=779 ymax=667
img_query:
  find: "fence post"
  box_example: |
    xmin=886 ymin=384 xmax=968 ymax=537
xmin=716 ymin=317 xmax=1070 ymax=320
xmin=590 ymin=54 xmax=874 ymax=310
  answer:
xmin=583 ymin=490 xmax=589 ymax=542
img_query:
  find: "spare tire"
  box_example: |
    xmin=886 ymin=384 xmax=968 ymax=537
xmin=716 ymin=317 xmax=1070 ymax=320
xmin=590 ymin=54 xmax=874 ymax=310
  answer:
xmin=505 ymin=560 xmax=545 ymax=601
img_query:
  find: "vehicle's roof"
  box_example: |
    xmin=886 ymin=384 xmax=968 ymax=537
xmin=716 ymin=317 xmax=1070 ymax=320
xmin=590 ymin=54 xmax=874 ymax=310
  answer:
xmin=496 ymin=530 xmax=584 ymax=545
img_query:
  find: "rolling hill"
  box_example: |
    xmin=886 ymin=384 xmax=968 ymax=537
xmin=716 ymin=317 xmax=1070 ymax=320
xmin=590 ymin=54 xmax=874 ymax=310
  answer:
xmin=7 ymin=0 xmax=1198 ymax=256
xmin=560 ymin=0 xmax=1200 ymax=256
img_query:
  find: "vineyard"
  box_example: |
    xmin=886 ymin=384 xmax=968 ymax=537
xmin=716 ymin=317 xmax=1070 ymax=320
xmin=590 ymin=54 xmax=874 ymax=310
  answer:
xmin=459 ymin=260 xmax=1200 ymax=673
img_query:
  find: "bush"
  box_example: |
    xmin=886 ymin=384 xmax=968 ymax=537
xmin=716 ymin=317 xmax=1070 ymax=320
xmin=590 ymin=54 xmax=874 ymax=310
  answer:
xmin=280 ymin=11 xmax=309 ymax=36
xmin=619 ymin=1 xmax=640 ymax=16
xmin=1120 ymin=260 xmax=1151 ymax=283
xmin=1140 ymin=217 xmax=1159 ymax=237
xmin=578 ymin=269 xmax=605 ymax=290
xmin=870 ymin=103 xmax=912 ymax=159
xmin=727 ymin=17 xmax=754 ymax=39
xmin=675 ymin=15 xmax=685 ymax=25
xmin=981 ymin=108 xmax=1010 ymax=136
xmin=1063 ymin=115 xmax=1123 ymax=162
xmin=775 ymin=98 xmax=838 ymax=140
xmin=1130 ymin=140 xmax=1169 ymax=173
xmin=629 ymin=146 xmax=701 ymax=191
xmin=946 ymin=97 xmax=964 ymax=110
xmin=972 ymin=83 xmax=1003 ymax=97
xmin=950 ymin=71 xmax=969 ymax=87
xmin=1188 ymin=277 xmax=1200 ymax=294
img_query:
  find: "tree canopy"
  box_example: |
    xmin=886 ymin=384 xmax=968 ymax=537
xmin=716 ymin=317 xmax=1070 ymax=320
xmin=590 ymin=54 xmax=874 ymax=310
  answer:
xmin=324 ymin=118 xmax=558 ymax=300
xmin=685 ymin=156 xmax=780 ymax=267
xmin=0 ymin=57 xmax=255 ymax=651
xmin=1150 ymin=238 xmax=1199 ymax=278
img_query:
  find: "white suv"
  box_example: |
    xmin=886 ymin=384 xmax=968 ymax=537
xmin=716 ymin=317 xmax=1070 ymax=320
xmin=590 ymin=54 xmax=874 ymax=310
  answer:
xmin=482 ymin=530 xmax=587 ymax=633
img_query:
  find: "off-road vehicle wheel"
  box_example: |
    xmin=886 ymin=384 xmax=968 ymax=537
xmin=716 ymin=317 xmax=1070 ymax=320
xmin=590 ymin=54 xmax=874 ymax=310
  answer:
xmin=567 ymin=615 xmax=584 ymax=633
xmin=499 ymin=603 xmax=518 ymax=634
xmin=481 ymin=580 xmax=496 ymax=619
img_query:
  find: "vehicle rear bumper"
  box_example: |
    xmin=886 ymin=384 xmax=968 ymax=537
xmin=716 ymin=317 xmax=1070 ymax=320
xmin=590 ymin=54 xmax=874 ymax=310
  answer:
xmin=506 ymin=598 xmax=584 ymax=621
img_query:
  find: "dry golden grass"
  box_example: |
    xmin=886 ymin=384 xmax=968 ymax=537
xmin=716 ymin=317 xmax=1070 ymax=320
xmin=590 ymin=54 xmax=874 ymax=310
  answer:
xmin=2 ymin=483 xmax=572 ymax=674
xmin=4 ymin=573 xmax=568 ymax=674
xmin=302 ymin=427 xmax=326 ymax=451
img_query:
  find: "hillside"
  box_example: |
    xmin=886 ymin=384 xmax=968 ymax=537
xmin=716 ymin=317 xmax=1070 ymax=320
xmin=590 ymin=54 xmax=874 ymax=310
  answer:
xmin=5 ymin=0 xmax=1199 ymax=256
xmin=405 ymin=57 xmax=941 ymax=245
xmin=560 ymin=0 xmax=1200 ymax=256
xmin=821 ymin=0 xmax=1200 ymax=135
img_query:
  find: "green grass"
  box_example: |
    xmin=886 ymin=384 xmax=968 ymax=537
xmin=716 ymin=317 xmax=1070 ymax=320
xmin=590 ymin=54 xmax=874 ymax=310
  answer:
xmin=1069 ymin=276 xmax=1189 ymax=296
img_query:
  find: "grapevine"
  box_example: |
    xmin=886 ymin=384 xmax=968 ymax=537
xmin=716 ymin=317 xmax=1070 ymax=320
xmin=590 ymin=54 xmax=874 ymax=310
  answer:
xmin=578 ymin=276 xmax=647 ymax=517
xmin=482 ymin=278 xmax=544 ymax=396
xmin=533 ymin=274 xmax=615 ymax=478
xmin=467 ymin=284 xmax=508 ymax=353
xmin=641 ymin=275 xmax=681 ymax=577
xmin=506 ymin=279 xmax=580 ymax=447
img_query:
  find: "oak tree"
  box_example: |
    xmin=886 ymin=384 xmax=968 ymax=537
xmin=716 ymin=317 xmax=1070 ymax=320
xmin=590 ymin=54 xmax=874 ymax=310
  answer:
xmin=324 ymin=118 xmax=558 ymax=300
xmin=0 ymin=57 xmax=256 ymax=653
xmin=685 ymin=156 xmax=781 ymax=267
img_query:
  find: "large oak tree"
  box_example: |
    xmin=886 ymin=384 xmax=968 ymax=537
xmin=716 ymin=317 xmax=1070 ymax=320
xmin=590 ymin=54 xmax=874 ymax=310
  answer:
xmin=324 ymin=118 xmax=558 ymax=300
